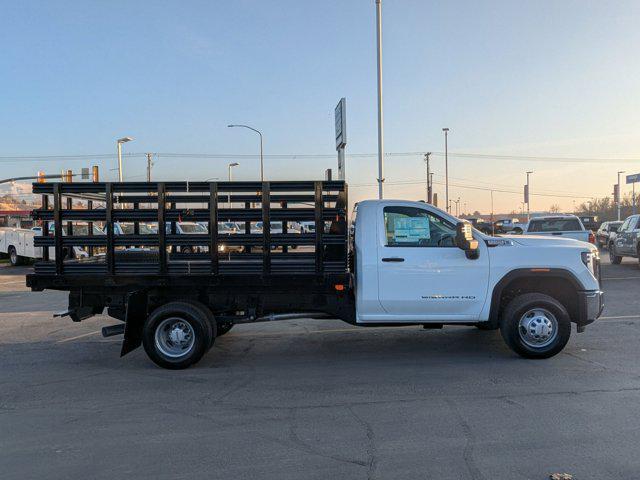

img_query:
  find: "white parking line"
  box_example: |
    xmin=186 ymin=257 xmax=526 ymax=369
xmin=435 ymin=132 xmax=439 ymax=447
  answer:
xmin=602 ymin=276 xmax=640 ymax=281
xmin=600 ymin=315 xmax=640 ymax=320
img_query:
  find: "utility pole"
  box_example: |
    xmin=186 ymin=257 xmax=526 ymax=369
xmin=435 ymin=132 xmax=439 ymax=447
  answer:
xmin=424 ymin=152 xmax=432 ymax=203
xmin=490 ymin=190 xmax=495 ymax=236
xmin=375 ymin=0 xmax=385 ymax=199
xmin=442 ymin=128 xmax=450 ymax=212
xmin=146 ymin=153 xmax=153 ymax=182
xmin=526 ymin=171 xmax=533 ymax=221
xmin=617 ymin=171 xmax=625 ymax=221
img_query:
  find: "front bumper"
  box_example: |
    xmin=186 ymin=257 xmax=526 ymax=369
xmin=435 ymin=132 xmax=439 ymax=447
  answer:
xmin=576 ymin=289 xmax=604 ymax=330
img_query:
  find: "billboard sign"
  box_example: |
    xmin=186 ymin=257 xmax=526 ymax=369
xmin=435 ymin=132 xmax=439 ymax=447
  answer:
xmin=626 ymin=173 xmax=640 ymax=184
xmin=335 ymin=97 xmax=346 ymax=150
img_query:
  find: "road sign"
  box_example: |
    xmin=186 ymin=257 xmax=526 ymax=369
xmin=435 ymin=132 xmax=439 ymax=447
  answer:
xmin=335 ymin=98 xmax=346 ymax=150
xmin=81 ymin=168 xmax=90 ymax=180
xmin=626 ymin=173 xmax=640 ymax=184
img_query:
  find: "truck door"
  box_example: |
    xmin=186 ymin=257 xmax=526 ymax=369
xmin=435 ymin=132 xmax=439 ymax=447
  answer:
xmin=377 ymin=205 xmax=490 ymax=321
xmin=615 ymin=217 xmax=633 ymax=255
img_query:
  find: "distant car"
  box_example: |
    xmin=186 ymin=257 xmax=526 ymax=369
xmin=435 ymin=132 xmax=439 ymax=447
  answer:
xmin=596 ymin=221 xmax=622 ymax=249
xmin=579 ymin=215 xmax=600 ymax=231
xmin=608 ymin=214 xmax=640 ymax=265
xmin=524 ymin=214 xmax=594 ymax=244
xmin=494 ymin=218 xmax=527 ymax=234
xmin=465 ymin=217 xmax=494 ymax=235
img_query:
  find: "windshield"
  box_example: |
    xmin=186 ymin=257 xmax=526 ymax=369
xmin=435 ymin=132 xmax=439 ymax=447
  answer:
xmin=528 ymin=218 xmax=582 ymax=232
xmin=178 ymin=223 xmax=207 ymax=234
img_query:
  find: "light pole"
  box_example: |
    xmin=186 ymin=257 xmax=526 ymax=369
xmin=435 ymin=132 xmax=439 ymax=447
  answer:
xmin=526 ymin=171 xmax=533 ymax=221
xmin=228 ymin=125 xmax=263 ymax=181
xmin=375 ymin=0 xmax=385 ymax=199
xmin=116 ymin=137 xmax=133 ymax=182
xmin=443 ymin=128 xmax=450 ymax=212
xmin=228 ymin=162 xmax=239 ymax=182
xmin=617 ymin=170 xmax=625 ymax=221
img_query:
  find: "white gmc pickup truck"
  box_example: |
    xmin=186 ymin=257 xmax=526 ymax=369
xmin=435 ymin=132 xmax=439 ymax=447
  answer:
xmin=352 ymin=200 xmax=603 ymax=359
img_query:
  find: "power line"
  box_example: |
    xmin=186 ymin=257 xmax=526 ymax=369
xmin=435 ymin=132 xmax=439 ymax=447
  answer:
xmin=0 ymin=150 xmax=639 ymax=164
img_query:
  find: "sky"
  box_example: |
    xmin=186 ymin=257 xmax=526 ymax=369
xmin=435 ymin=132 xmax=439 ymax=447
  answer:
xmin=1 ymin=0 xmax=640 ymax=214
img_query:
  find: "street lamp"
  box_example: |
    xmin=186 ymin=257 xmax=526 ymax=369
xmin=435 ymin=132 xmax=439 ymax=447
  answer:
xmin=375 ymin=0 xmax=385 ymax=200
xmin=228 ymin=125 xmax=263 ymax=181
xmin=526 ymin=171 xmax=533 ymax=221
xmin=116 ymin=137 xmax=133 ymax=182
xmin=442 ymin=128 xmax=450 ymax=212
xmin=228 ymin=162 xmax=239 ymax=182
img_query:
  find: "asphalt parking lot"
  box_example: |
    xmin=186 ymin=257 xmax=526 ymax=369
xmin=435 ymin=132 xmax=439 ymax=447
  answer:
xmin=1 ymin=254 xmax=639 ymax=480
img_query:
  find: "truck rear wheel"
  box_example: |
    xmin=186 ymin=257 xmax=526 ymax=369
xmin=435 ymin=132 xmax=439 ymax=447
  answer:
xmin=500 ymin=293 xmax=571 ymax=359
xmin=8 ymin=246 xmax=21 ymax=266
xmin=142 ymin=302 xmax=213 ymax=369
xmin=609 ymin=246 xmax=622 ymax=264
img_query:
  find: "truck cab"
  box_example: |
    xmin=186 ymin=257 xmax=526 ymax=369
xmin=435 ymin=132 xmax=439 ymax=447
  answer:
xmin=352 ymin=200 xmax=602 ymax=357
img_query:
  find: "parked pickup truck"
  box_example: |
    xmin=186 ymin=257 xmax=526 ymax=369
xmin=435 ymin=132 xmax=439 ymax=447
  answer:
xmin=524 ymin=215 xmax=595 ymax=244
xmin=494 ymin=218 xmax=527 ymax=234
xmin=608 ymin=214 xmax=640 ymax=265
xmin=27 ymin=181 xmax=603 ymax=369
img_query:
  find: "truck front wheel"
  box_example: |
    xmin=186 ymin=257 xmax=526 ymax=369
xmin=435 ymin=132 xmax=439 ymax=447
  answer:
xmin=500 ymin=293 xmax=571 ymax=359
xmin=142 ymin=302 xmax=213 ymax=369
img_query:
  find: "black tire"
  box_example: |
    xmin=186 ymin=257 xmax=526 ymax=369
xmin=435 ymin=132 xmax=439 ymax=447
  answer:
xmin=142 ymin=301 xmax=213 ymax=369
xmin=180 ymin=300 xmax=217 ymax=349
xmin=499 ymin=293 xmax=571 ymax=359
xmin=8 ymin=246 xmax=20 ymax=266
xmin=609 ymin=245 xmax=622 ymax=264
xmin=512 ymin=228 xmax=523 ymax=235
xmin=216 ymin=322 xmax=234 ymax=336
xmin=181 ymin=247 xmax=192 ymax=255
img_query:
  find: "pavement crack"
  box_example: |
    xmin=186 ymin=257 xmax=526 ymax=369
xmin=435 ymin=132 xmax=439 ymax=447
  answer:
xmin=446 ymin=399 xmax=487 ymax=480
xmin=347 ymin=406 xmax=378 ymax=479
xmin=286 ymin=407 xmax=368 ymax=468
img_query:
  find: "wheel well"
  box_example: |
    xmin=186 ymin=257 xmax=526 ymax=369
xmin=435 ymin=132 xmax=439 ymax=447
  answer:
xmin=492 ymin=275 xmax=579 ymax=325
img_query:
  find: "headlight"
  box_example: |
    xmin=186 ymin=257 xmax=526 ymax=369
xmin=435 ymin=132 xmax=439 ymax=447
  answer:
xmin=581 ymin=249 xmax=600 ymax=279
xmin=218 ymin=244 xmax=226 ymax=252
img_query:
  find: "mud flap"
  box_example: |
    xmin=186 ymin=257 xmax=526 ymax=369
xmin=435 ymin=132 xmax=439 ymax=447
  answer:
xmin=121 ymin=290 xmax=148 ymax=357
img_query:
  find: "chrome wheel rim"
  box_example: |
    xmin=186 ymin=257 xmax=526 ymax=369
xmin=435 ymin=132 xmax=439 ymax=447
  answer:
xmin=154 ymin=317 xmax=195 ymax=358
xmin=518 ymin=308 xmax=558 ymax=348
xmin=10 ymin=250 xmax=17 ymax=264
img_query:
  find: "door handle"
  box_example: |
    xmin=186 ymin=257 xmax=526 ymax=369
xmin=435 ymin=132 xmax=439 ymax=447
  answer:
xmin=381 ymin=257 xmax=404 ymax=262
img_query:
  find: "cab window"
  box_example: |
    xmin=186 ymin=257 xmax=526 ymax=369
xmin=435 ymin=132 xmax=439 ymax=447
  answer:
xmin=383 ymin=206 xmax=456 ymax=247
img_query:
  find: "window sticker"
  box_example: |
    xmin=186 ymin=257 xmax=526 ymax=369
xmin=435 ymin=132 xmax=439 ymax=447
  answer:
xmin=392 ymin=217 xmax=430 ymax=243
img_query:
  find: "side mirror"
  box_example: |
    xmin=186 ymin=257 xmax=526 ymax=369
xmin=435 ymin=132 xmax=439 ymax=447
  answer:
xmin=455 ymin=222 xmax=479 ymax=259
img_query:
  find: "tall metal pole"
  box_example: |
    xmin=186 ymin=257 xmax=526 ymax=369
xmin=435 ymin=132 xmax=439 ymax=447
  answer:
xmin=375 ymin=0 xmax=384 ymax=199
xmin=258 ymin=132 xmax=264 ymax=182
xmin=146 ymin=153 xmax=153 ymax=182
xmin=490 ymin=190 xmax=495 ymax=236
xmin=617 ymin=171 xmax=625 ymax=221
xmin=117 ymin=143 xmax=123 ymax=182
xmin=228 ymin=125 xmax=263 ymax=181
xmin=526 ymin=171 xmax=533 ymax=221
xmin=443 ymin=128 xmax=450 ymax=212
xmin=424 ymin=152 xmax=432 ymax=203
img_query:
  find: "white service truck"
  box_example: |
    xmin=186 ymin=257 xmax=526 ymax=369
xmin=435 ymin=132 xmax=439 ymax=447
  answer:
xmin=1 ymin=226 xmax=88 ymax=266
